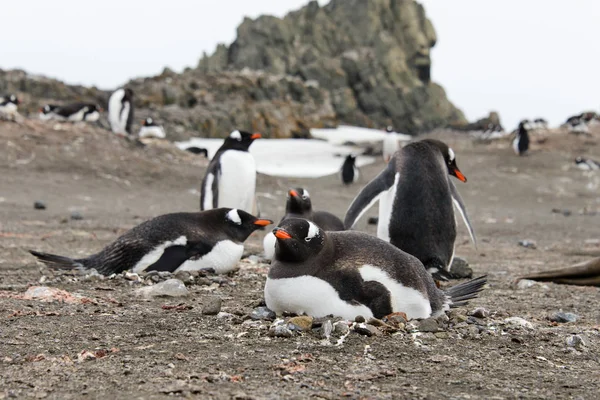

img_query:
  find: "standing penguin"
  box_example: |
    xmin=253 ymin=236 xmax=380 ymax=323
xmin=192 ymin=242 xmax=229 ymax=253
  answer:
xmin=0 ymin=94 xmax=20 ymax=118
xmin=340 ymin=154 xmax=359 ymax=185
xmin=265 ymin=218 xmax=486 ymax=320
xmin=139 ymin=117 xmax=166 ymax=139
xmin=263 ymin=188 xmax=345 ymax=260
xmin=30 ymin=208 xmax=272 ymax=275
xmin=344 ymin=139 xmax=476 ymax=280
xmin=512 ymin=120 xmax=530 ymax=156
xmin=200 ymin=130 xmax=261 ymax=212
xmin=383 ymin=126 xmax=400 ymax=163
xmin=108 ymin=88 xmax=134 ymax=135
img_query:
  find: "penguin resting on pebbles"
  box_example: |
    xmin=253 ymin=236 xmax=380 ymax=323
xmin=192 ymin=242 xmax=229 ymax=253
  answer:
xmin=265 ymin=218 xmax=486 ymax=320
xmin=30 ymin=208 xmax=272 ymax=275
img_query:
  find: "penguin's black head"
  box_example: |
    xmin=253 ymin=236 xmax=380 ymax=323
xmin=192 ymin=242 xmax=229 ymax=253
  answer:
xmin=273 ymin=218 xmax=325 ymax=263
xmin=87 ymin=104 xmax=102 ymax=112
xmin=519 ymin=120 xmax=532 ymax=131
xmin=40 ymin=104 xmax=54 ymax=114
xmin=219 ymin=208 xmax=273 ymax=242
xmin=575 ymin=157 xmax=585 ymax=164
xmin=123 ymin=88 xmax=134 ymax=101
xmin=185 ymin=146 xmax=209 ymax=157
xmin=142 ymin=117 xmax=156 ymax=127
xmin=385 ymin=126 xmax=394 ymax=133
xmin=7 ymin=94 xmax=20 ymax=105
xmin=223 ymin=130 xmax=261 ymax=151
xmin=286 ymin=188 xmax=312 ymax=215
xmin=425 ymin=139 xmax=467 ymax=183
xmin=344 ymin=154 xmax=356 ymax=163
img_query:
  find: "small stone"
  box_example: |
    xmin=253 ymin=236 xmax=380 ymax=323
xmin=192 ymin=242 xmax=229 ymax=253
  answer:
xmin=355 ymin=315 xmax=366 ymax=323
xmin=516 ymin=279 xmax=536 ymax=289
xmin=450 ymin=257 xmax=473 ymax=278
xmin=250 ymin=307 xmax=276 ymax=321
xmin=551 ymin=208 xmax=572 ymax=217
xmin=566 ymin=335 xmax=586 ymax=350
xmin=70 ymin=211 xmax=84 ymax=220
xmin=434 ymin=332 xmax=449 ymax=339
xmin=216 ymin=312 xmax=235 ymax=320
xmin=417 ymin=318 xmax=439 ymax=333
xmin=353 ymin=323 xmax=381 ymax=337
xmin=174 ymin=271 xmax=191 ymax=283
xmin=366 ymin=318 xmax=386 ymax=327
xmin=367 ymin=217 xmax=379 ymax=225
xmin=435 ymin=313 xmax=450 ymax=324
xmin=34 ymin=201 xmax=46 ymax=210
xmin=202 ymin=297 xmax=222 ymax=316
xmin=518 ymin=240 xmax=537 ymax=249
xmin=287 ymin=316 xmax=313 ymax=331
xmin=333 ymin=321 xmax=350 ymax=335
xmin=384 ymin=312 xmax=408 ymax=326
xmin=548 ymin=312 xmax=578 ymax=323
xmin=504 ymin=317 xmax=534 ymax=329
xmin=470 ymin=307 xmax=490 ymax=319
xmin=269 ymin=324 xmax=293 ymax=338
xmin=135 ymin=279 xmax=188 ymax=298
xmin=321 ymin=320 xmax=333 ymax=339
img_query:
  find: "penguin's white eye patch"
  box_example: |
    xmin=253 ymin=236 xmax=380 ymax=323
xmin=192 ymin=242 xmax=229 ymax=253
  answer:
xmin=448 ymin=148 xmax=455 ymax=162
xmin=301 ymin=195 xmax=308 ymax=200
xmin=306 ymin=221 xmax=319 ymax=240
xmin=226 ymin=209 xmax=242 ymax=225
xmin=230 ymin=130 xmax=242 ymax=141
xmin=305 ymin=237 xmax=312 ymax=242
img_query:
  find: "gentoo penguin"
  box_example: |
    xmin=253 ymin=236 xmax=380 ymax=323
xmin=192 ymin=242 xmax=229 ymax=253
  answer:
xmin=340 ymin=154 xmax=359 ymax=185
xmin=565 ymin=116 xmax=589 ymax=135
xmin=263 ymin=188 xmax=345 ymax=260
xmin=108 ymin=88 xmax=134 ymax=135
xmin=382 ymin=126 xmax=400 ymax=163
xmin=512 ymin=120 xmax=530 ymax=156
xmin=265 ymin=218 xmax=487 ymax=320
xmin=533 ymin=118 xmax=548 ymax=130
xmin=138 ymin=117 xmax=166 ymax=139
xmin=200 ymin=130 xmax=261 ymax=212
xmin=40 ymin=103 xmax=102 ymax=122
xmin=0 ymin=94 xmax=20 ymax=118
xmin=185 ymin=147 xmax=209 ymax=157
xmin=344 ymin=139 xmax=476 ymax=280
xmin=30 ymin=208 xmax=272 ymax=275
xmin=574 ymin=156 xmax=600 ymax=171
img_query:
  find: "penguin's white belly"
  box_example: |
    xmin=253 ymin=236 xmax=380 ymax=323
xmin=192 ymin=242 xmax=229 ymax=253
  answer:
xmin=39 ymin=112 xmax=54 ymax=121
xmin=263 ymin=232 xmax=276 ymax=260
xmin=139 ymin=126 xmax=166 ymax=139
xmin=84 ymin=111 xmax=100 ymax=122
xmin=358 ymin=265 xmax=432 ymax=319
xmin=264 ymin=276 xmax=374 ymax=320
xmin=177 ymin=240 xmax=244 ymax=274
xmin=383 ymin=136 xmax=399 ymax=162
xmin=352 ymin=166 xmax=360 ymax=183
xmin=0 ymin=103 xmax=18 ymax=116
xmin=218 ymin=150 xmax=256 ymax=212
xmin=512 ymin=136 xmax=520 ymax=154
xmin=377 ymin=173 xmax=400 ymax=242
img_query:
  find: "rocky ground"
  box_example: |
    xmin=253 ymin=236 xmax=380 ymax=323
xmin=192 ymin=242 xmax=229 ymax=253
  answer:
xmin=1 ymin=120 xmax=599 ymax=399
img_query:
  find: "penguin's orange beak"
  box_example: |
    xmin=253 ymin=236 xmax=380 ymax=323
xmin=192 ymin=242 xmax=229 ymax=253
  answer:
xmin=289 ymin=189 xmax=299 ymax=197
xmin=452 ymin=168 xmax=467 ymax=183
xmin=253 ymin=219 xmax=273 ymax=227
xmin=251 ymin=133 xmax=262 ymax=140
xmin=274 ymin=228 xmax=292 ymax=240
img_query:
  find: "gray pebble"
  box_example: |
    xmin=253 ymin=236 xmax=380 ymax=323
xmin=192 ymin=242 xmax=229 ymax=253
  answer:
xmin=518 ymin=240 xmax=537 ymax=249
xmin=549 ymin=311 xmax=578 ymax=323
xmin=269 ymin=324 xmax=293 ymax=338
xmin=34 ymin=201 xmax=46 ymax=210
xmin=321 ymin=320 xmax=333 ymax=339
xmin=333 ymin=321 xmax=350 ymax=336
xmin=70 ymin=211 xmax=84 ymax=220
xmin=250 ymin=307 xmax=276 ymax=321
xmin=417 ymin=318 xmax=440 ymax=333
xmin=353 ymin=323 xmax=381 ymax=337
xmin=450 ymin=257 xmax=473 ymax=278
xmin=202 ymin=297 xmax=222 ymax=316
xmin=566 ymin=335 xmax=586 ymax=349
xmin=470 ymin=307 xmax=490 ymax=319
xmin=355 ymin=315 xmax=366 ymax=323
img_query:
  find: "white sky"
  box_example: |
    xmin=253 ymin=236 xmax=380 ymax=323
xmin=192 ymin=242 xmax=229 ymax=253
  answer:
xmin=2 ymin=0 xmax=599 ymax=129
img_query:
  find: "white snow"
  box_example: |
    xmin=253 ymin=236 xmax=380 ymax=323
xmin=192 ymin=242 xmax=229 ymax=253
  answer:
xmin=311 ymin=125 xmax=411 ymax=145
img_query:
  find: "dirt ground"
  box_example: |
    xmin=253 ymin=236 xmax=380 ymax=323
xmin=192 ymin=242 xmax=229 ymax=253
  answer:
xmin=1 ymin=120 xmax=599 ymax=400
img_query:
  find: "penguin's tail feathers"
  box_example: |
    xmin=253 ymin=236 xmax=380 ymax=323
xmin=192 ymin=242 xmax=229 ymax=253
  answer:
xmin=29 ymin=250 xmax=84 ymax=270
xmin=445 ymin=275 xmax=487 ymax=308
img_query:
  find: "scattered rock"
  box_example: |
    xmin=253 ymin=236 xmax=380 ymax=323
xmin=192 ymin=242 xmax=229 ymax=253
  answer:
xmin=367 ymin=217 xmax=379 ymax=225
xmin=333 ymin=321 xmax=350 ymax=336
xmin=135 ymin=279 xmax=188 ymax=298
xmin=353 ymin=323 xmax=381 ymax=337
xmin=384 ymin=312 xmax=408 ymax=326
xmin=34 ymin=201 xmax=46 ymax=210
xmin=250 ymin=307 xmax=276 ymax=321
xmin=288 ymin=316 xmax=313 ymax=332
xmin=354 ymin=315 xmax=366 ymax=323
xmin=470 ymin=308 xmax=490 ymax=319
xmin=566 ymin=335 xmax=586 ymax=350
xmin=269 ymin=324 xmax=293 ymax=338
xmin=417 ymin=318 xmax=440 ymax=333
xmin=548 ymin=312 xmax=578 ymax=323
xmin=551 ymin=208 xmax=572 ymax=217
xmin=321 ymin=320 xmax=333 ymax=339
xmin=216 ymin=312 xmax=235 ymax=320
xmin=450 ymin=257 xmax=473 ymax=278
xmin=518 ymin=240 xmax=537 ymax=249
xmin=202 ymin=297 xmax=222 ymax=316
xmin=504 ymin=317 xmax=534 ymax=330
xmin=70 ymin=211 xmax=84 ymax=220
xmin=516 ymin=279 xmax=536 ymax=289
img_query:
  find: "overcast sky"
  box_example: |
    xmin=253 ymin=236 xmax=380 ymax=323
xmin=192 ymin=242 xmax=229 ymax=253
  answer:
xmin=2 ymin=1 xmax=599 ymax=129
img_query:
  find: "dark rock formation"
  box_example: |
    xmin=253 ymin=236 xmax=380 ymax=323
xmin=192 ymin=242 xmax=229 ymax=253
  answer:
xmin=199 ymin=0 xmax=466 ymax=133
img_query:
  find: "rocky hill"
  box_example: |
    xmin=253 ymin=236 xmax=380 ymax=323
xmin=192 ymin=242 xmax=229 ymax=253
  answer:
xmin=1 ymin=0 xmax=465 ymax=139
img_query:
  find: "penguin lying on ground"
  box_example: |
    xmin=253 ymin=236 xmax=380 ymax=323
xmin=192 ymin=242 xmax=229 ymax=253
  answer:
xmin=30 ymin=208 xmax=272 ymax=275
xmin=340 ymin=154 xmax=359 ymax=185
xmin=39 ymin=103 xmax=101 ymax=122
xmin=263 ymin=188 xmax=345 ymax=260
xmin=139 ymin=117 xmax=166 ymax=139
xmin=344 ymin=139 xmax=476 ymax=281
xmin=0 ymin=94 xmax=20 ymax=119
xmin=108 ymin=88 xmax=134 ymax=136
xmin=200 ymin=130 xmax=261 ymax=212
xmin=265 ymin=218 xmax=487 ymax=320
xmin=564 ymin=115 xmax=589 ymax=135
xmin=39 ymin=104 xmax=60 ymax=120
xmin=512 ymin=120 xmax=530 ymax=156
xmin=186 ymin=147 xmax=209 ymax=157
xmin=574 ymin=157 xmax=600 ymax=171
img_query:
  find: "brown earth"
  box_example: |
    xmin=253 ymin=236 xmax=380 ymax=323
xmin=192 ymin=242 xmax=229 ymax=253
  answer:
xmin=1 ymin=120 xmax=599 ymax=399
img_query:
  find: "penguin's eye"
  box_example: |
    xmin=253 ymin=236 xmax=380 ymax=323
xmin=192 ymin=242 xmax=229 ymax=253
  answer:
xmin=301 ymin=195 xmax=308 ymax=200
xmin=304 ymin=237 xmax=311 ymax=242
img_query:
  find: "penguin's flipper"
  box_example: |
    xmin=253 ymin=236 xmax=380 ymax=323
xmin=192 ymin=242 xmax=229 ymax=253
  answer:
xmin=29 ymin=250 xmax=84 ymax=269
xmin=146 ymin=241 xmax=214 ymax=273
xmin=449 ymin=179 xmax=477 ymax=248
xmin=344 ymin=164 xmax=396 ymax=229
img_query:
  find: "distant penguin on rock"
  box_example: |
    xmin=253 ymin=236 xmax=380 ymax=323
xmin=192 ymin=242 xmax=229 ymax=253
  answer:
xmin=512 ymin=120 xmax=530 ymax=156
xmin=344 ymin=139 xmax=476 ymax=281
xmin=39 ymin=104 xmax=61 ymax=120
xmin=263 ymin=188 xmax=345 ymax=260
xmin=565 ymin=115 xmax=589 ymax=135
xmin=41 ymin=103 xmax=102 ymax=122
xmin=185 ymin=147 xmax=209 ymax=157
xmin=139 ymin=117 xmax=166 ymax=139
xmin=0 ymin=94 xmax=20 ymax=118
xmin=574 ymin=157 xmax=600 ymax=171
xmin=30 ymin=208 xmax=273 ymax=275
xmin=340 ymin=154 xmax=359 ymax=185
xmin=201 ymin=130 xmax=261 ymax=212
xmin=265 ymin=218 xmax=487 ymax=320
xmin=108 ymin=88 xmax=134 ymax=135
xmin=383 ymin=126 xmax=400 ymax=163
